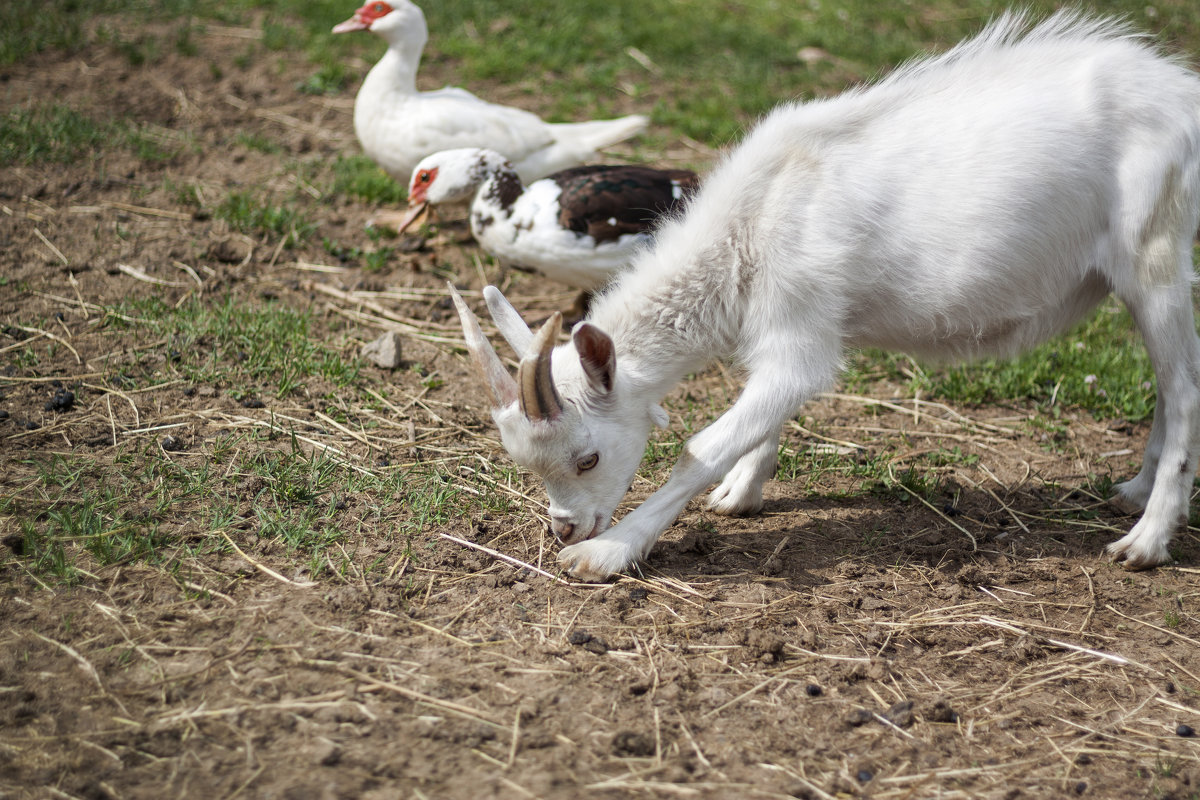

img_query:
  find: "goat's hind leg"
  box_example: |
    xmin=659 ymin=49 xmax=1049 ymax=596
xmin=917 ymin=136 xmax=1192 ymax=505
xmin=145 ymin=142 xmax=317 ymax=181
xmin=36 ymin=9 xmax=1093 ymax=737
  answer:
xmin=1110 ymin=402 xmax=1165 ymax=514
xmin=1107 ymin=283 xmax=1200 ymax=568
xmin=706 ymin=423 xmax=782 ymax=516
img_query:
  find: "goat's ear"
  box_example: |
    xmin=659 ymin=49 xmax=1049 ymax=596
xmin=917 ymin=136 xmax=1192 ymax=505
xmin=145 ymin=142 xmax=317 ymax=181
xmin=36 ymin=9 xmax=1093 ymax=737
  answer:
xmin=572 ymin=322 xmax=616 ymax=395
xmin=447 ymin=283 xmax=518 ymax=409
xmin=483 ymin=285 xmax=534 ymax=356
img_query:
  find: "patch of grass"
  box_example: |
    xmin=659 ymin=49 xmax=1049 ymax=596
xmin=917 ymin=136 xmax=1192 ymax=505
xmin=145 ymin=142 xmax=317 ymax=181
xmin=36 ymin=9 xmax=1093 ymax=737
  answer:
xmin=845 ymin=300 xmax=1157 ymax=422
xmin=330 ymin=154 xmax=407 ymax=205
xmin=1 ymin=105 xmax=121 ymax=166
xmin=234 ymin=132 xmax=283 ymax=155
xmin=96 ymin=25 xmax=162 ymax=66
xmin=0 ymin=0 xmax=117 ymax=64
xmin=103 ymin=295 xmax=362 ymax=398
xmin=214 ymin=191 xmax=319 ymax=247
xmin=0 ymin=104 xmax=178 ymax=166
xmin=297 ymin=62 xmax=351 ymax=95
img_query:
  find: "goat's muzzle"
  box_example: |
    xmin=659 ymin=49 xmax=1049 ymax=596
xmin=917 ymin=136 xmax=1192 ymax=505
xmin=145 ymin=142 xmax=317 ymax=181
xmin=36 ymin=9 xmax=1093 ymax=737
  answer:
xmin=549 ymin=519 xmax=575 ymax=543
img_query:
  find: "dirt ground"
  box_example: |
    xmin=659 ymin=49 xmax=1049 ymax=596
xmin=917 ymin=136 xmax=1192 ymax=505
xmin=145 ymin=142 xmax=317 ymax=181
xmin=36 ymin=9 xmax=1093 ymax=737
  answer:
xmin=2 ymin=17 xmax=1199 ymax=800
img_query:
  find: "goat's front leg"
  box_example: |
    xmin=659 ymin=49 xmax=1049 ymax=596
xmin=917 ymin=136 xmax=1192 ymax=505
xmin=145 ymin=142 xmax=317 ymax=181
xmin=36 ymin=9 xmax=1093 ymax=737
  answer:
xmin=559 ymin=366 xmax=828 ymax=581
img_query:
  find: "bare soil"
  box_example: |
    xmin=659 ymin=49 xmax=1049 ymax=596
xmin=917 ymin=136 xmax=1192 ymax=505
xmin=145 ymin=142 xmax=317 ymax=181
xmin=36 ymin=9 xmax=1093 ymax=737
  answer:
xmin=2 ymin=19 xmax=1199 ymax=800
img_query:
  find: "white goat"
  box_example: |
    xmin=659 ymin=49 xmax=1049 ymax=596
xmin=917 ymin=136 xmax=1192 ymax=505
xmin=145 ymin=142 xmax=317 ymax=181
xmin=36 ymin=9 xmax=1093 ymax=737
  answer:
xmin=450 ymin=11 xmax=1200 ymax=581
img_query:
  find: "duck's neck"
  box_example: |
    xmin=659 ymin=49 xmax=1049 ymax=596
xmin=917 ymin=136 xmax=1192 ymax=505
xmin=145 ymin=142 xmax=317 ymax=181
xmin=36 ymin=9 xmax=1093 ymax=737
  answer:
xmin=478 ymin=165 xmax=526 ymax=213
xmin=361 ymin=21 xmax=427 ymax=101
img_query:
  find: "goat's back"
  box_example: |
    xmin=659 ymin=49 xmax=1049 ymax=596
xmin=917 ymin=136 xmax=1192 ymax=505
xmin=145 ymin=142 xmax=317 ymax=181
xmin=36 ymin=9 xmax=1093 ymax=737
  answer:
xmin=603 ymin=11 xmax=1200 ymax=364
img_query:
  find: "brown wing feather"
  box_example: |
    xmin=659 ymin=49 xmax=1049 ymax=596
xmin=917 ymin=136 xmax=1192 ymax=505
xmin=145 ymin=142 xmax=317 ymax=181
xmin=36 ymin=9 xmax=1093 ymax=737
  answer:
xmin=553 ymin=165 xmax=699 ymax=244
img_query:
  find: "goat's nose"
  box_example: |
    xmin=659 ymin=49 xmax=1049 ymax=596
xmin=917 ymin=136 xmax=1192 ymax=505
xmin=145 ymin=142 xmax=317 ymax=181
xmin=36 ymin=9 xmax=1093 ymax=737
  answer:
xmin=549 ymin=516 xmax=575 ymax=542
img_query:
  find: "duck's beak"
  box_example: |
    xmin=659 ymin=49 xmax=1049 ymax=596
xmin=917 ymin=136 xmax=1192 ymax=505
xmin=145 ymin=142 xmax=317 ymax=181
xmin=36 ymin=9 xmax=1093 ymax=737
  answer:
xmin=332 ymin=13 xmax=369 ymax=34
xmin=366 ymin=202 xmax=429 ymax=235
xmin=393 ymin=201 xmax=429 ymax=234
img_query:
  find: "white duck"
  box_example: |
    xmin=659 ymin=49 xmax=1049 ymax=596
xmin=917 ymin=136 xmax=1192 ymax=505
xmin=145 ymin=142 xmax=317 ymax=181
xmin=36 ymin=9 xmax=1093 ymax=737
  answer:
xmin=332 ymin=1 xmax=650 ymax=187
xmin=396 ymin=147 xmax=698 ymax=293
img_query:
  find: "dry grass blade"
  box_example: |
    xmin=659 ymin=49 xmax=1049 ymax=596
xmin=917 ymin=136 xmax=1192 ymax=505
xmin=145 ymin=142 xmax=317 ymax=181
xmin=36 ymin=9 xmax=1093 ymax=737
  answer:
xmin=322 ymin=663 xmax=504 ymax=727
xmin=31 ymin=632 xmax=103 ymax=690
xmin=438 ymin=532 xmax=572 ymax=585
xmin=216 ymin=530 xmax=315 ymax=588
xmin=117 ymin=262 xmax=190 ymax=287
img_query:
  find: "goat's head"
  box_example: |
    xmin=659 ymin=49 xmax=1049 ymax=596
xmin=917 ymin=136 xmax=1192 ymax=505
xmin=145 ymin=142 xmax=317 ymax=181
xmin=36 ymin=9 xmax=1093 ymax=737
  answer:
xmin=449 ymin=284 xmax=668 ymax=544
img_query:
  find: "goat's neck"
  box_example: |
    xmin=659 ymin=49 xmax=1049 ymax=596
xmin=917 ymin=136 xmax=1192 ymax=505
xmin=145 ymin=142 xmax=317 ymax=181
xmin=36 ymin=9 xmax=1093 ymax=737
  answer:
xmin=589 ymin=240 xmax=747 ymax=404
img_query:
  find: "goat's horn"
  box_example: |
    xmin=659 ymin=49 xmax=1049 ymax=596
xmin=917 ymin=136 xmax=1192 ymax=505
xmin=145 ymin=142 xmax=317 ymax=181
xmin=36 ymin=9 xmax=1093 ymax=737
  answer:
xmin=483 ymin=285 xmax=534 ymax=355
xmin=517 ymin=313 xmax=564 ymax=421
xmin=447 ymin=283 xmax=518 ymax=409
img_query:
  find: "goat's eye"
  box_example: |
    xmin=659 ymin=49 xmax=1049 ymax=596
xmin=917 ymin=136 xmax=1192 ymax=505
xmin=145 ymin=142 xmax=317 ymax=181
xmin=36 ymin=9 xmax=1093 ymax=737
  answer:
xmin=576 ymin=453 xmax=599 ymax=472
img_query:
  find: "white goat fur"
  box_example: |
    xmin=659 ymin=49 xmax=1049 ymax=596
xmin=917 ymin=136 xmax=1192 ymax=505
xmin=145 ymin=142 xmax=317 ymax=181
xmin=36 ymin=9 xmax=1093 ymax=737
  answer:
xmin=451 ymin=11 xmax=1200 ymax=581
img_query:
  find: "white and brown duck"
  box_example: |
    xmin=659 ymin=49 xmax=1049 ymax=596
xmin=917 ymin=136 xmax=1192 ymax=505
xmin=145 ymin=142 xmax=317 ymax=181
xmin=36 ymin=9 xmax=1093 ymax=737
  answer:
xmin=332 ymin=0 xmax=649 ymax=205
xmin=397 ymin=147 xmax=699 ymax=300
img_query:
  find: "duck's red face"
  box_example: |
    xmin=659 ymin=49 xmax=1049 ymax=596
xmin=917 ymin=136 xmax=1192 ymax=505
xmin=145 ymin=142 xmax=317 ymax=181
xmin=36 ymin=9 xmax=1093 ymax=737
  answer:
xmin=332 ymin=1 xmax=393 ymax=33
xmin=408 ymin=166 xmax=438 ymax=204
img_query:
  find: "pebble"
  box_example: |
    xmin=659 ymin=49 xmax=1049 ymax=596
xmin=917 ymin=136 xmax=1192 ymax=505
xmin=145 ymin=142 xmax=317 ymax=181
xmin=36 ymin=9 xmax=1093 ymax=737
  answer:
xmin=844 ymin=708 xmax=873 ymax=727
xmin=362 ymin=331 xmax=403 ymax=369
xmin=1177 ymin=724 xmax=1195 ymax=738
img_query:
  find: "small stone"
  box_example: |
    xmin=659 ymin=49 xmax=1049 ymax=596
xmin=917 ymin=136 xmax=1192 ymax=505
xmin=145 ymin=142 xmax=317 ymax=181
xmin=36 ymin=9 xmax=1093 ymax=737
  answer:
xmin=0 ymin=410 xmax=9 ymax=420
xmin=857 ymin=769 xmax=874 ymax=783
xmin=885 ymin=700 xmax=915 ymax=728
xmin=582 ymin=637 xmax=610 ymax=655
xmin=161 ymin=435 xmax=184 ymax=452
xmin=1177 ymin=724 xmax=1195 ymax=737
xmin=240 ymin=397 xmax=264 ymax=409
xmin=362 ymin=331 xmax=403 ymax=369
xmin=923 ymin=698 xmax=959 ymax=723
xmin=611 ymin=730 xmax=654 ymax=757
xmin=844 ymin=708 xmax=873 ymax=727
xmin=804 ymin=684 xmax=823 ymax=697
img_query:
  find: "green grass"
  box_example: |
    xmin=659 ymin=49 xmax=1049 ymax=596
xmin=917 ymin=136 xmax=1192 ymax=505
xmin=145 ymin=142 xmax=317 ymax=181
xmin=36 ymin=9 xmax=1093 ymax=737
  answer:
xmin=214 ymin=191 xmax=319 ymax=247
xmin=103 ymin=296 xmax=362 ymax=398
xmin=845 ymin=299 xmax=1158 ymax=421
xmin=8 ymin=0 xmax=1197 ymax=145
xmin=5 ymin=0 xmax=1200 ymax=591
xmin=0 ymin=105 xmax=174 ymax=166
xmin=330 ymin=154 xmax=408 ymax=205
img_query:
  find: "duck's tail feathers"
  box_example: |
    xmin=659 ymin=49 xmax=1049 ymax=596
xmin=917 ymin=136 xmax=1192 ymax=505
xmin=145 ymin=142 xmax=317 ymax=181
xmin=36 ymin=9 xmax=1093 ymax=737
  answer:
xmin=551 ymin=114 xmax=650 ymax=152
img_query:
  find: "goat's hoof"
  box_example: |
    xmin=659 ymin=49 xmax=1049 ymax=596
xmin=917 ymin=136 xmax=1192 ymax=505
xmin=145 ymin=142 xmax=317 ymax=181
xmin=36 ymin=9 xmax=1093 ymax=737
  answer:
xmin=706 ymin=484 xmax=765 ymax=517
xmin=1105 ymin=531 xmax=1171 ymax=570
xmin=558 ymin=539 xmax=635 ymax=582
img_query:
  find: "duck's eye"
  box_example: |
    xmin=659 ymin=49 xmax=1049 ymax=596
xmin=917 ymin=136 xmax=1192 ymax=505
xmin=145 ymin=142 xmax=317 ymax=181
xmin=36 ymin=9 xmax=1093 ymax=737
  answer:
xmin=373 ymin=3 xmax=386 ymax=13
xmin=418 ymin=171 xmax=432 ymax=184
xmin=576 ymin=453 xmax=599 ymax=472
